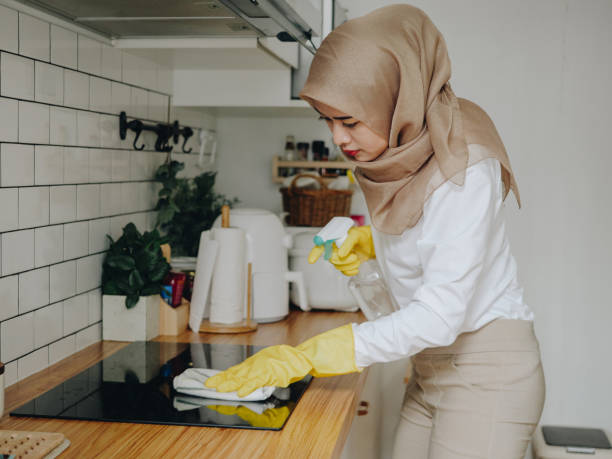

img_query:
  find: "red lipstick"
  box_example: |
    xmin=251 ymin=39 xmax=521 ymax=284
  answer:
xmin=342 ymin=149 xmax=359 ymax=157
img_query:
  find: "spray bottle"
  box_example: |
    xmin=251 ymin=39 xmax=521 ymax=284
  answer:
xmin=314 ymin=217 xmax=399 ymax=321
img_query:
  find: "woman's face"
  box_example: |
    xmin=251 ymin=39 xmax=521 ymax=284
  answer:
xmin=312 ymin=100 xmax=388 ymax=162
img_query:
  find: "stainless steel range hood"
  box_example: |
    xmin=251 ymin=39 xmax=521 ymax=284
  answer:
xmin=15 ymin=0 xmax=321 ymax=53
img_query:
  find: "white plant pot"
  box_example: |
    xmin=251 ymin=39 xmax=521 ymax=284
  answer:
xmin=102 ymin=294 xmax=160 ymax=341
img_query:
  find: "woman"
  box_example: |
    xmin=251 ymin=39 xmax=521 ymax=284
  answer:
xmin=206 ymin=5 xmax=545 ymax=458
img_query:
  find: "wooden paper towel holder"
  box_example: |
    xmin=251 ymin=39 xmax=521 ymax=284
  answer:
xmin=199 ymin=206 xmax=257 ymax=334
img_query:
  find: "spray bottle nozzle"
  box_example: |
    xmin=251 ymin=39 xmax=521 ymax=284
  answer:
xmin=313 ymin=235 xmax=335 ymax=260
xmin=313 ymin=217 xmax=355 ymax=262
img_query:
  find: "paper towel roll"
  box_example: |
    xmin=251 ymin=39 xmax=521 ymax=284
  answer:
xmin=188 ymin=230 xmax=219 ymax=332
xmin=209 ymin=227 xmax=246 ymax=324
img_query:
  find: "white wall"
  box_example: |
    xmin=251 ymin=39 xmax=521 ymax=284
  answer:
xmin=215 ymin=108 xmax=332 ymax=213
xmin=215 ymin=0 xmax=612 ymax=436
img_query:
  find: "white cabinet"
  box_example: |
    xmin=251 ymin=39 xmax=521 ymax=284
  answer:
xmin=341 ymin=358 xmax=412 ymax=459
xmin=115 ymin=37 xmax=308 ymax=108
xmin=341 ymin=364 xmax=382 ymax=459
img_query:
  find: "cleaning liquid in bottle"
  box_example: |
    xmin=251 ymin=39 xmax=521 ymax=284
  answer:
xmin=314 ymin=217 xmax=399 ymax=321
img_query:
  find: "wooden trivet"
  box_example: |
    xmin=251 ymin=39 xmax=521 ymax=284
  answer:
xmin=0 ymin=430 xmax=70 ymax=459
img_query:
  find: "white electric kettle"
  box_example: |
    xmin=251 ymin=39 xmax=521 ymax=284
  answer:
xmin=212 ymin=208 xmax=308 ymax=322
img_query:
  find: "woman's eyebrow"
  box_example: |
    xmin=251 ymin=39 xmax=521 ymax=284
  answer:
xmin=313 ymin=107 xmax=354 ymax=120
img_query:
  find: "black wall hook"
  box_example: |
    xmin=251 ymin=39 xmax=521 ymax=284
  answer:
xmin=119 ymin=111 xmax=194 ymax=153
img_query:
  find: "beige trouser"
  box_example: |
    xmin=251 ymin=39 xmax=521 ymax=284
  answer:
xmin=392 ymin=319 xmax=545 ymax=459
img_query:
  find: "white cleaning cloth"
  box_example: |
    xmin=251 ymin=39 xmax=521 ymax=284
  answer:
xmin=173 ymin=368 xmax=276 ymax=402
xmin=172 ymin=395 xmax=275 ymax=414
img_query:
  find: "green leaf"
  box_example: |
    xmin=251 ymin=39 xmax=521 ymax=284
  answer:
xmin=141 ymin=283 xmax=160 ymax=296
xmin=116 ymin=278 xmax=133 ymax=294
xmin=102 ymin=279 xmax=121 ymax=295
xmin=158 ymin=187 xmax=172 ymax=198
xmin=169 ymin=200 xmax=180 ymax=213
xmin=135 ymin=250 xmax=156 ymax=273
xmin=157 ymin=207 xmax=175 ymax=225
xmin=149 ymin=261 xmax=170 ymax=282
xmin=106 ymin=255 xmax=136 ymax=271
xmin=128 ymin=269 xmax=145 ymax=289
xmin=125 ymin=294 xmax=139 ymax=309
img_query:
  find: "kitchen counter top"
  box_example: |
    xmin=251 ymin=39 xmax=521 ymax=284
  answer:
xmin=1 ymin=309 xmax=367 ymax=458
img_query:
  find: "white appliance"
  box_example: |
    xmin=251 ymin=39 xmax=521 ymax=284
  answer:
xmin=213 ymin=208 xmax=308 ymax=323
xmin=288 ymin=229 xmax=358 ymax=312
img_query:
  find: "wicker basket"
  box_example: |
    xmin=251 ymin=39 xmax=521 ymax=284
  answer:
xmin=280 ymin=174 xmax=353 ymax=227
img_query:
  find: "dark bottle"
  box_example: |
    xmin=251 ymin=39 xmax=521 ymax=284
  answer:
xmin=283 ymin=135 xmax=297 ymax=177
xmin=311 ymin=140 xmax=325 ymax=161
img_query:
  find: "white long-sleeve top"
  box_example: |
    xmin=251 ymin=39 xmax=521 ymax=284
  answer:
xmin=352 ymin=156 xmax=534 ymax=368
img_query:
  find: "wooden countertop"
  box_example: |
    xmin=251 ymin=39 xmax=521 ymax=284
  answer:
xmin=1 ymin=309 xmax=367 ymax=458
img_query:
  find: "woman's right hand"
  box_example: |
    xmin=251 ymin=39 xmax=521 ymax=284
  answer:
xmin=308 ymin=226 xmax=376 ymax=276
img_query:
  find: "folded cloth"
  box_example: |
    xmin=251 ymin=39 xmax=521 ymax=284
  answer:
xmin=172 ymin=395 xmax=275 ymax=414
xmin=173 ymin=368 xmax=276 ymax=402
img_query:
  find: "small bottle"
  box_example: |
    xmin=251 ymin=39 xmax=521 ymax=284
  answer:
xmin=283 ymin=135 xmax=296 ymax=177
xmin=311 ymin=140 xmax=325 ymax=162
xmin=297 ymin=142 xmax=309 ymax=161
xmin=320 ymin=146 xmax=329 ymax=176
xmin=297 ymin=142 xmax=309 ymax=174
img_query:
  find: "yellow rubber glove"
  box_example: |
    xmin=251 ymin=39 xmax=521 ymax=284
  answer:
xmin=207 ymin=405 xmax=291 ymax=429
xmin=205 ymin=324 xmax=361 ymax=397
xmin=308 ymin=226 xmax=376 ymax=276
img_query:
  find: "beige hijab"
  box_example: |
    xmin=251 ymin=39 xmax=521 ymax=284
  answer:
xmin=299 ymin=4 xmax=521 ymax=235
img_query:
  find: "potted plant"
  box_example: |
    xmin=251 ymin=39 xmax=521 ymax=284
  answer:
xmin=102 ymin=223 xmax=171 ymax=341
xmin=154 ymin=160 xmax=238 ymax=257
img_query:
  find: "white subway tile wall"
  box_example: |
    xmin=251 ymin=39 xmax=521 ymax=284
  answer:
xmin=0 ymin=97 xmax=18 ymax=141
xmin=34 ymin=301 xmax=63 ymax=348
xmin=0 ymin=4 xmax=182 ymax=388
xmin=50 ymin=25 xmax=77 ymax=69
xmin=35 ymin=61 xmax=64 ymax=105
xmin=1 ymin=53 xmax=34 ymax=100
xmin=49 ymin=334 xmax=76 ymax=365
xmin=18 ymin=186 xmax=50 ymax=229
xmin=18 ymin=14 xmax=49 ymax=61
xmin=18 ymin=101 xmax=50 ymax=143
xmin=49 ymin=261 xmax=76 ymax=303
xmin=18 ymin=346 xmax=48 ymax=381
xmin=34 ymin=225 xmax=63 ymax=267
xmin=77 ymin=35 xmax=102 ymax=75
xmin=2 ymin=229 xmax=35 ymax=275
xmin=0 ymin=275 xmax=19 ymax=321
xmin=35 ymin=146 xmax=64 ymax=185
xmin=63 ymin=70 xmax=89 ymax=109
xmin=76 ymin=324 xmax=101 ymax=351
xmin=18 ymin=267 xmax=49 ymax=314
xmin=50 ymin=107 xmax=77 ymax=146
xmin=0 ymin=6 xmax=19 ymax=54
xmin=90 ymin=77 xmax=111 ymax=113
xmin=0 ymin=188 xmax=19 ymax=232
xmin=1 ymin=143 xmax=34 ymax=186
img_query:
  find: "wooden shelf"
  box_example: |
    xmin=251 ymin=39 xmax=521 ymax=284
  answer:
xmin=272 ymin=156 xmax=354 ymax=184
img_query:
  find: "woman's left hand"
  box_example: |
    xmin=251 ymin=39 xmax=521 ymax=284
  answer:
xmin=205 ymin=324 xmax=361 ymax=397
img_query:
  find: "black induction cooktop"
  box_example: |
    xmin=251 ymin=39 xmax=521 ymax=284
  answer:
xmin=11 ymin=341 xmax=312 ymax=431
